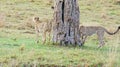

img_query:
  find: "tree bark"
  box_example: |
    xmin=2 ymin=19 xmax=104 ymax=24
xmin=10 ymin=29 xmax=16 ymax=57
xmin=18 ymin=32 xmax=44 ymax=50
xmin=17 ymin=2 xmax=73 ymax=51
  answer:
xmin=52 ymin=0 xmax=81 ymax=46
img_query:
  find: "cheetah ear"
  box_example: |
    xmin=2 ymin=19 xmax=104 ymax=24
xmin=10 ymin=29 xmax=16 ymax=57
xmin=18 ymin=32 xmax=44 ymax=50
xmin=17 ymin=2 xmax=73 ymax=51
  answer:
xmin=33 ymin=16 xmax=39 ymax=22
xmin=51 ymin=6 xmax=54 ymax=9
xmin=118 ymin=26 xmax=120 ymax=29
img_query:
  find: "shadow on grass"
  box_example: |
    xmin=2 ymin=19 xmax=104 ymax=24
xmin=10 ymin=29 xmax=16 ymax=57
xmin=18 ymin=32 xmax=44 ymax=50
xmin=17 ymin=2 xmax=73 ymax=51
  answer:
xmin=79 ymin=44 xmax=110 ymax=53
xmin=3 ymin=43 xmax=20 ymax=46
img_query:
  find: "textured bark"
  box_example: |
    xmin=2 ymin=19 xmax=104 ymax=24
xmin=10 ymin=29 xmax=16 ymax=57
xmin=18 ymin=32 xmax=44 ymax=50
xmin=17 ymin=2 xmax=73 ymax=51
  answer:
xmin=52 ymin=0 xmax=81 ymax=46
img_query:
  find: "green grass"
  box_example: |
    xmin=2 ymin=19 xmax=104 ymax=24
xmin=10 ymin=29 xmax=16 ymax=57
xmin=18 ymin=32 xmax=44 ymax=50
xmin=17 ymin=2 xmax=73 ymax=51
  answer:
xmin=0 ymin=37 xmax=105 ymax=66
xmin=0 ymin=0 xmax=120 ymax=67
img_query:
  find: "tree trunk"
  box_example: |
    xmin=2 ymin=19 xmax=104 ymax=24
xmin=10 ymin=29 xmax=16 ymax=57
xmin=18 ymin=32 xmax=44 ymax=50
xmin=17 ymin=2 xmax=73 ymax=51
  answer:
xmin=52 ymin=0 xmax=81 ymax=46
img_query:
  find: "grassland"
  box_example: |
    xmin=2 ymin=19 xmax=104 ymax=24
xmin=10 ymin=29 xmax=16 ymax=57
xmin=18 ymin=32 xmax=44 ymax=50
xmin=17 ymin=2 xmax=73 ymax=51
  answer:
xmin=0 ymin=0 xmax=120 ymax=67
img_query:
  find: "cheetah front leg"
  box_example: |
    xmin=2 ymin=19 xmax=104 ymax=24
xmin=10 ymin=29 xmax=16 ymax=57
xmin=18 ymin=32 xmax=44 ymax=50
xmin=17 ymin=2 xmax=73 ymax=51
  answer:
xmin=42 ymin=31 xmax=47 ymax=44
xmin=35 ymin=27 xmax=40 ymax=43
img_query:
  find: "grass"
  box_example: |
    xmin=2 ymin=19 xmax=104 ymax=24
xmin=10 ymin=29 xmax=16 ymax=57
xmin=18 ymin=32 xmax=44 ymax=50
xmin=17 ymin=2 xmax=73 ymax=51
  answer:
xmin=0 ymin=36 xmax=105 ymax=66
xmin=0 ymin=0 xmax=120 ymax=67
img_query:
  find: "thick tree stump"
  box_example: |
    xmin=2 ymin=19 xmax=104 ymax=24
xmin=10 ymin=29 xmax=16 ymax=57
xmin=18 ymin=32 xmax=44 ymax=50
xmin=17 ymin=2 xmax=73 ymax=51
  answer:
xmin=52 ymin=0 xmax=81 ymax=46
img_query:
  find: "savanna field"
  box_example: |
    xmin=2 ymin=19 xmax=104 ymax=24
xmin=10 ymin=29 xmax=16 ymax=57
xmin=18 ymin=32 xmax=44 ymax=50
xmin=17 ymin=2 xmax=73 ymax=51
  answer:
xmin=0 ymin=0 xmax=120 ymax=67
